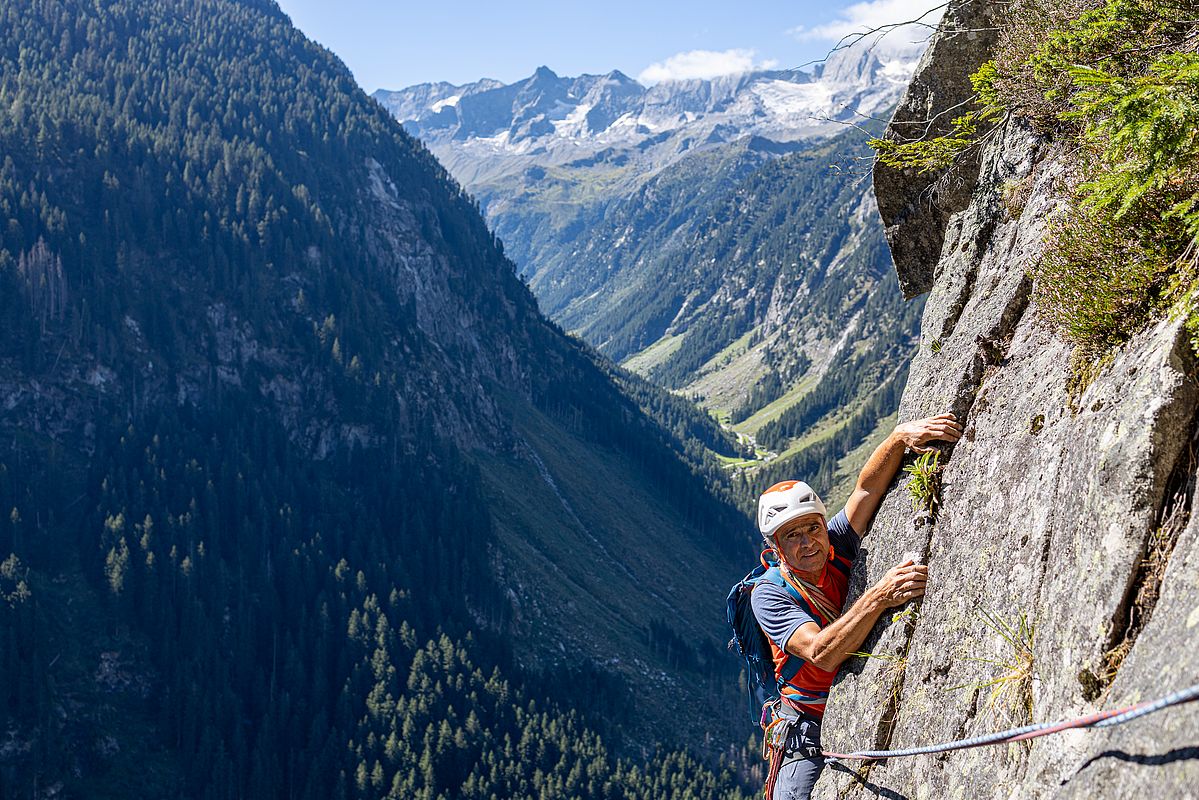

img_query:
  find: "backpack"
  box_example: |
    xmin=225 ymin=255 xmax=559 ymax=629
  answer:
xmin=725 ymin=550 xmax=813 ymax=725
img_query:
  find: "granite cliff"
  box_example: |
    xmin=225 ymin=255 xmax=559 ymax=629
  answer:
xmin=816 ymin=2 xmax=1199 ymax=798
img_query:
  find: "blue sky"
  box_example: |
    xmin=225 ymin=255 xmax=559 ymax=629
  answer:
xmin=273 ymin=0 xmax=941 ymax=92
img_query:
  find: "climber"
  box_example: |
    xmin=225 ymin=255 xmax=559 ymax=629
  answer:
xmin=752 ymin=413 xmax=962 ymax=800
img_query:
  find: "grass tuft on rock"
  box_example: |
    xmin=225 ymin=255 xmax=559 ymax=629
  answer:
xmin=1034 ymin=201 xmax=1191 ymax=356
xmin=903 ymin=450 xmax=942 ymax=516
xmin=956 ymin=607 xmax=1036 ymax=722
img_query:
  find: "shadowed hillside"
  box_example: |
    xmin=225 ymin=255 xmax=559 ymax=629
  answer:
xmin=0 ymin=1 xmax=759 ymax=796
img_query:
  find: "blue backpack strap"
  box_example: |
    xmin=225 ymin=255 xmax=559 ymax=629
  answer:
xmin=757 ymin=566 xmax=818 ymax=686
xmin=759 ymin=566 xmax=814 ymax=615
xmin=728 ymin=554 xmax=828 ymax=724
xmin=726 ymin=561 xmax=781 ymax=723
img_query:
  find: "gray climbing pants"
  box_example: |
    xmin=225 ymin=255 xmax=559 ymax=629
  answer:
xmin=771 ymin=715 xmax=824 ymax=800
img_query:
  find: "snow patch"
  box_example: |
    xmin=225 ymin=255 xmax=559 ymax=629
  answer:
xmin=751 ymin=79 xmax=836 ymax=119
xmin=879 ymin=57 xmax=920 ymax=84
xmin=552 ymin=102 xmax=595 ymax=137
xmin=430 ymin=94 xmax=461 ymax=112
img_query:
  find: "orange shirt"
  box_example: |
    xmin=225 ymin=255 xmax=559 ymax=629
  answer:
xmin=751 ymin=509 xmax=859 ymax=719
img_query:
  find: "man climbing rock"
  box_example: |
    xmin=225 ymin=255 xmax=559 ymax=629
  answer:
xmin=752 ymin=413 xmax=962 ymax=799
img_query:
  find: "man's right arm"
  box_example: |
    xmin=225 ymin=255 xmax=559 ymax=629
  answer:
xmin=844 ymin=414 xmax=962 ymax=535
xmin=785 ymin=559 xmax=928 ymax=672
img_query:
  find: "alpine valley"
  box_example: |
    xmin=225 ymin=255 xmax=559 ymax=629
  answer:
xmin=0 ymin=1 xmax=764 ymax=797
xmin=376 ymin=33 xmax=933 ymax=505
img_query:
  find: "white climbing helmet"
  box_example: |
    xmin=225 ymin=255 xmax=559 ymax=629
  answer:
xmin=758 ymin=480 xmax=827 ymax=538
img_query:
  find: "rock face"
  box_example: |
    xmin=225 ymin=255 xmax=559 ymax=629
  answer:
xmin=872 ymin=0 xmax=999 ymax=299
xmin=817 ymin=2 xmax=1199 ymax=798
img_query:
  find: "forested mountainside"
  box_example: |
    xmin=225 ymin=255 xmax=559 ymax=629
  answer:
xmin=381 ymin=50 xmax=929 ymax=510
xmin=0 ymin=1 xmax=757 ymax=797
xmin=816 ymin=1 xmax=1199 ymax=797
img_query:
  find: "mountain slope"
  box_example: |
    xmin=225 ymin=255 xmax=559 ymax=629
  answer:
xmin=476 ymin=121 xmax=921 ymax=508
xmin=0 ymin=0 xmax=755 ymax=796
xmin=376 ymin=50 xmax=922 ymax=304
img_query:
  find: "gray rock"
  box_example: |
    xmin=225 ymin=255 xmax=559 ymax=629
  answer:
xmin=1053 ymin=502 xmax=1199 ymax=799
xmin=817 ymin=1 xmax=1199 ymax=796
xmin=873 ymin=0 xmax=999 ymax=299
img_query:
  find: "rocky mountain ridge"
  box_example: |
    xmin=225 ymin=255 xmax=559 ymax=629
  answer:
xmin=375 ymin=42 xmax=923 ymax=183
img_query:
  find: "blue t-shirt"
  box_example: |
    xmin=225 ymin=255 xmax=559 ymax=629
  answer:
xmin=751 ymin=509 xmax=860 ymax=653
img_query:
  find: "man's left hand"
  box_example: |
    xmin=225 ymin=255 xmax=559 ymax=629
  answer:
xmin=894 ymin=413 xmax=962 ymax=453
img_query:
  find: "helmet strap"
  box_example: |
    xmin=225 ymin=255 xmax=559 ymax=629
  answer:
xmin=766 ymin=536 xmax=802 ymax=575
xmin=760 ymin=547 xmax=779 ymax=569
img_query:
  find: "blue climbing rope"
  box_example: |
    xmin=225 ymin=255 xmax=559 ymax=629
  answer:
xmin=822 ymin=680 xmax=1199 ymax=762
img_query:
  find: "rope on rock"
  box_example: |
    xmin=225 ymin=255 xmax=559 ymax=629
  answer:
xmin=821 ymin=680 xmax=1199 ymax=762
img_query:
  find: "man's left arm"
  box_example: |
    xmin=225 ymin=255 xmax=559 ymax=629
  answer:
xmin=844 ymin=413 xmax=963 ymax=535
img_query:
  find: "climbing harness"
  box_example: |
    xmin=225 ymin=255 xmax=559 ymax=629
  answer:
xmin=820 ymin=681 xmax=1199 ymax=762
xmin=761 ymin=705 xmax=790 ymax=800
xmin=760 ymin=700 xmax=824 ymax=800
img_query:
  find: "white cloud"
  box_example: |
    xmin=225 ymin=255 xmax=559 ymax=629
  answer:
xmin=790 ymin=0 xmax=946 ymax=43
xmin=637 ymin=49 xmax=779 ymax=85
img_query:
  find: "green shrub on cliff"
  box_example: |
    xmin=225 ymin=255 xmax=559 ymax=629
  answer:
xmin=898 ymin=0 xmax=1199 ymax=361
xmin=1066 ymin=55 xmax=1199 ymax=238
xmin=1016 ymin=0 xmax=1199 ymax=357
xmin=869 ymin=61 xmax=1003 ymax=175
xmin=874 ymin=0 xmax=1199 ymax=359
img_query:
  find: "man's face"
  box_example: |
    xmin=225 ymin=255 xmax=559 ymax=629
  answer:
xmin=774 ymin=513 xmax=830 ymax=578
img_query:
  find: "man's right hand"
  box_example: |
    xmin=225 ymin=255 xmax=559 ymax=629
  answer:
xmin=786 ymin=559 xmax=928 ymax=671
xmin=871 ymin=558 xmax=928 ymax=608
